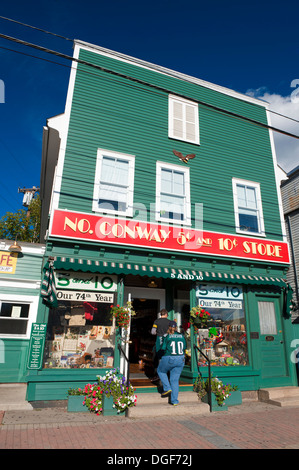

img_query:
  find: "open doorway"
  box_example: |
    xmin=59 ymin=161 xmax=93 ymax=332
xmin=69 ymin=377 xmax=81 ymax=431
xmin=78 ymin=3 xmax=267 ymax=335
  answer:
xmin=129 ymin=298 xmax=159 ymax=378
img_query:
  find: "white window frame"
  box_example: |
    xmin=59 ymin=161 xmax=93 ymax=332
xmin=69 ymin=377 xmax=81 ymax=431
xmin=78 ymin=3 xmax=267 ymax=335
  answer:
xmin=156 ymin=161 xmax=191 ymax=225
xmin=168 ymin=94 xmax=200 ymax=145
xmin=232 ymin=178 xmax=265 ymax=236
xmin=93 ymin=148 xmax=135 ymax=217
xmin=0 ymin=294 xmax=39 ymax=339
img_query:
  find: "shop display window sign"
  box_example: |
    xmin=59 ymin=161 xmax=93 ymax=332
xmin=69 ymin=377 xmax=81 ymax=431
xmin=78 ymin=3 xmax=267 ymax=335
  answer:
xmin=55 ymin=271 xmax=117 ymax=292
xmin=195 ymin=284 xmax=248 ymax=367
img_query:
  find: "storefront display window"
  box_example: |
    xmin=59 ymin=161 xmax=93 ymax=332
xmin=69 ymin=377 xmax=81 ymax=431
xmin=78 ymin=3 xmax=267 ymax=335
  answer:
xmin=43 ymin=300 xmax=116 ymax=369
xmin=195 ymin=284 xmax=248 ymax=367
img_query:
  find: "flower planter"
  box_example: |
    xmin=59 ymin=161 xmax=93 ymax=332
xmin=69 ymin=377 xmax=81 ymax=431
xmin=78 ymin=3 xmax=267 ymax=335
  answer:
xmin=102 ymin=394 xmax=119 ymax=416
xmin=67 ymin=395 xmax=88 ymax=413
xmin=201 ymin=390 xmax=242 ymax=411
xmin=225 ymin=390 xmax=242 ymax=406
xmin=202 ymin=393 xmax=228 ymax=411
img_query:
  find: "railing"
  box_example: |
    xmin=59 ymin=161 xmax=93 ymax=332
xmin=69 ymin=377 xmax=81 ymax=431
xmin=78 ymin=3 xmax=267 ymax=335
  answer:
xmin=118 ymin=342 xmax=130 ymax=417
xmin=194 ymin=345 xmax=212 ymax=413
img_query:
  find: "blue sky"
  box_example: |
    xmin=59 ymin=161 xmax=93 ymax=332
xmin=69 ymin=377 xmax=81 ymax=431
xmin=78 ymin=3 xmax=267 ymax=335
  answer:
xmin=0 ymin=0 xmax=299 ymax=218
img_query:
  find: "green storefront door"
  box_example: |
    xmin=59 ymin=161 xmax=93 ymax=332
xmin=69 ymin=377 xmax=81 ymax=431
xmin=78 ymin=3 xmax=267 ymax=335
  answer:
xmin=255 ymin=296 xmax=288 ymax=387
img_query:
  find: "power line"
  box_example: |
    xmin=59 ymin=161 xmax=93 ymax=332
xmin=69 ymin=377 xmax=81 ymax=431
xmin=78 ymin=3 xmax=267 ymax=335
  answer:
xmin=0 ymin=32 xmax=299 ymax=142
xmin=1 ymin=15 xmax=299 ymax=128
xmin=0 ymin=15 xmax=73 ymax=41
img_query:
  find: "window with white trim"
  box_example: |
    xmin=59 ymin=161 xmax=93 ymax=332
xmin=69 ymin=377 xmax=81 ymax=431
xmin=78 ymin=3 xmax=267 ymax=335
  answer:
xmin=156 ymin=161 xmax=191 ymax=224
xmin=93 ymin=149 xmax=135 ymax=216
xmin=232 ymin=178 xmax=265 ymax=235
xmin=168 ymin=95 xmax=199 ymax=144
xmin=0 ymin=295 xmax=38 ymax=338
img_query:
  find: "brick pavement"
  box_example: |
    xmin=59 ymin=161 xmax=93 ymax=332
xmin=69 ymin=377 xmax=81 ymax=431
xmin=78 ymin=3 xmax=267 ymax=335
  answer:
xmin=1 ymin=403 xmax=299 ymax=450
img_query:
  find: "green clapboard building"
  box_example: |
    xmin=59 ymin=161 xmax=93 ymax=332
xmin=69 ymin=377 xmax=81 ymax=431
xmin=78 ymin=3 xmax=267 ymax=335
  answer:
xmin=26 ymin=41 xmax=297 ymax=401
xmin=0 ymin=240 xmax=45 ymax=382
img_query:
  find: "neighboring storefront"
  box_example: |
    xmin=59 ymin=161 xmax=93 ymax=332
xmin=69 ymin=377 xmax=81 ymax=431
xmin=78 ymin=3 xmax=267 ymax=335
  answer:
xmin=0 ymin=240 xmax=45 ymax=382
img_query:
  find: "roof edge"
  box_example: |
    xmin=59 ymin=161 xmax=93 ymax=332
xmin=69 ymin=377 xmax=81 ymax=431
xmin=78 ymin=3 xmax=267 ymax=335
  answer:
xmin=73 ymin=40 xmax=269 ymax=108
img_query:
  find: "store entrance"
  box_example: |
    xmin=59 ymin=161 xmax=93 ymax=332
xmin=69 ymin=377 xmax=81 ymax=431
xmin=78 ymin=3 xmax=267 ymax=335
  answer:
xmin=129 ymin=298 xmax=159 ymax=378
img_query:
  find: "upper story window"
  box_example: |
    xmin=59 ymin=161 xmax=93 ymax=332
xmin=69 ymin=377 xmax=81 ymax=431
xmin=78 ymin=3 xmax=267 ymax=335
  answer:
xmin=232 ymin=178 xmax=265 ymax=236
xmin=156 ymin=161 xmax=191 ymax=225
xmin=93 ymin=149 xmax=135 ymax=217
xmin=168 ymin=95 xmax=199 ymax=144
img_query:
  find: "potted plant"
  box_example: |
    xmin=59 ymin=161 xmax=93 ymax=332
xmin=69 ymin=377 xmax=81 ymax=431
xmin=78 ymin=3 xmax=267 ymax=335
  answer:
xmin=194 ymin=376 xmax=241 ymax=411
xmin=98 ymin=368 xmax=137 ymax=415
xmin=110 ymin=301 xmax=135 ymax=329
xmin=189 ymin=306 xmax=211 ymax=329
xmin=67 ymin=368 xmax=137 ymax=416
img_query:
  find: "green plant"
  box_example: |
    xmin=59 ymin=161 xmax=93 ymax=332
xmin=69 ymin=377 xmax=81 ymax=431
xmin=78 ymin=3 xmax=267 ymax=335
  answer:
xmin=98 ymin=368 xmax=137 ymax=413
xmin=194 ymin=376 xmax=238 ymax=407
xmin=110 ymin=301 xmax=135 ymax=329
xmin=189 ymin=306 xmax=211 ymax=327
xmin=67 ymin=387 xmax=86 ymax=396
xmin=67 ymin=369 xmax=137 ymax=415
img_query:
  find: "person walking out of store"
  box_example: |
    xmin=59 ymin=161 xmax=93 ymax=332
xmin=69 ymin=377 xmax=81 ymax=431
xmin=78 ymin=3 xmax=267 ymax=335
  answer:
xmin=157 ymin=320 xmax=187 ymax=405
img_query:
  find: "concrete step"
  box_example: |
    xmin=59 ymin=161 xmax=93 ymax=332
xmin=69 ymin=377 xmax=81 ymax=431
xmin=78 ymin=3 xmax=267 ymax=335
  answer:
xmin=258 ymin=387 xmax=299 ymax=407
xmin=266 ymin=397 xmax=299 ymax=407
xmin=0 ymin=384 xmax=33 ymax=411
xmin=128 ymin=390 xmax=210 ymax=418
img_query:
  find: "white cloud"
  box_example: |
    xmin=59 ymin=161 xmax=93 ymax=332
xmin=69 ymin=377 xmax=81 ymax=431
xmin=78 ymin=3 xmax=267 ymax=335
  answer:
xmin=246 ymin=88 xmax=299 ymax=173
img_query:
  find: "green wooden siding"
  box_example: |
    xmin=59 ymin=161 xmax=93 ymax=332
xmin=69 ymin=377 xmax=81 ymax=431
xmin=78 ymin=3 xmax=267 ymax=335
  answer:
xmin=57 ymin=47 xmax=283 ymax=242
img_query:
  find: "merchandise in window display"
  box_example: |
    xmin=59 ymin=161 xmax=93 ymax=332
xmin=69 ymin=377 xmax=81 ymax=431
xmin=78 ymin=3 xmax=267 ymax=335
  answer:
xmin=43 ymin=300 xmax=115 ymax=369
xmin=197 ymin=324 xmax=248 ymax=367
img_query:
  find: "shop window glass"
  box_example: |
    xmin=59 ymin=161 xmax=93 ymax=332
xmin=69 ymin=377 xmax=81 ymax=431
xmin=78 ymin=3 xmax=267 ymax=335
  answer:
xmin=258 ymin=301 xmax=277 ymax=335
xmin=43 ymin=300 xmax=115 ymax=369
xmin=0 ymin=302 xmax=30 ymax=335
xmin=195 ymin=284 xmax=248 ymax=367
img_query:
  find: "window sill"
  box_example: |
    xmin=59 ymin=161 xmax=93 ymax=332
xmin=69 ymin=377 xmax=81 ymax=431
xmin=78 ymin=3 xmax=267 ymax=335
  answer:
xmin=236 ymin=229 xmax=266 ymax=238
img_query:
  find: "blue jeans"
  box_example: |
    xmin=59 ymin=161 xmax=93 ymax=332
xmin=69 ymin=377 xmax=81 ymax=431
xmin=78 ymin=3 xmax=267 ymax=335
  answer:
xmin=157 ymin=355 xmax=185 ymax=404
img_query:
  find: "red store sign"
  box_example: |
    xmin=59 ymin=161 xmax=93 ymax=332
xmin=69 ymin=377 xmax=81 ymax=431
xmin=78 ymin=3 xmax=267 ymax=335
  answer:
xmin=50 ymin=209 xmax=290 ymax=264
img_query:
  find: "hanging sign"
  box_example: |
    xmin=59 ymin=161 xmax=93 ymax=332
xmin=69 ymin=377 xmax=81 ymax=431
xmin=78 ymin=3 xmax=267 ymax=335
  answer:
xmin=27 ymin=323 xmax=47 ymax=370
xmin=49 ymin=209 xmax=290 ymax=264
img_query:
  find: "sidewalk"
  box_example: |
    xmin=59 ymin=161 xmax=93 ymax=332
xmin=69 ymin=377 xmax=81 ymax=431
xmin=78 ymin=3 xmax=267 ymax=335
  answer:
xmin=1 ymin=399 xmax=299 ymax=449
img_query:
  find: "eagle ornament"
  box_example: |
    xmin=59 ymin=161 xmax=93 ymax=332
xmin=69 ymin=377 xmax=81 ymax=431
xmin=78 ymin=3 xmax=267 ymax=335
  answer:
xmin=173 ymin=149 xmax=196 ymax=164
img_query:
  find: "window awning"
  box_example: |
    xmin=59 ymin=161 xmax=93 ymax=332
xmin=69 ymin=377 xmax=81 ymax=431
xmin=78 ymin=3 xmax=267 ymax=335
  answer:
xmin=53 ymin=256 xmax=287 ymax=287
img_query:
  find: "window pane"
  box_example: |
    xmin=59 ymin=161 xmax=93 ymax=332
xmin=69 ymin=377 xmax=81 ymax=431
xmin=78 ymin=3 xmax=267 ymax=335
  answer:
xmin=0 ymin=319 xmax=28 ymax=335
xmin=161 ymin=169 xmax=172 ymax=193
xmin=246 ymin=187 xmax=257 ymax=209
xmin=173 ymin=171 xmax=185 ymax=195
xmin=160 ymin=193 xmax=185 ymax=220
xmin=0 ymin=303 xmax=29 ymax=318
xmin=237 ymin=184 xmax=246 ymax=206
xmin=101 ymin=157 xmax=129 ymax=186
xmin=258 ymin=301 xmax=277 ymax=334
xmin=239 ymin=210 xmax=259 ymax=232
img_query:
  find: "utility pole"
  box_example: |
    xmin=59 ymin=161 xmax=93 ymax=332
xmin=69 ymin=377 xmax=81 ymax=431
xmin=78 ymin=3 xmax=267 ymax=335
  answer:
xmin=18 ymin=186 xmax=40 ymax=217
